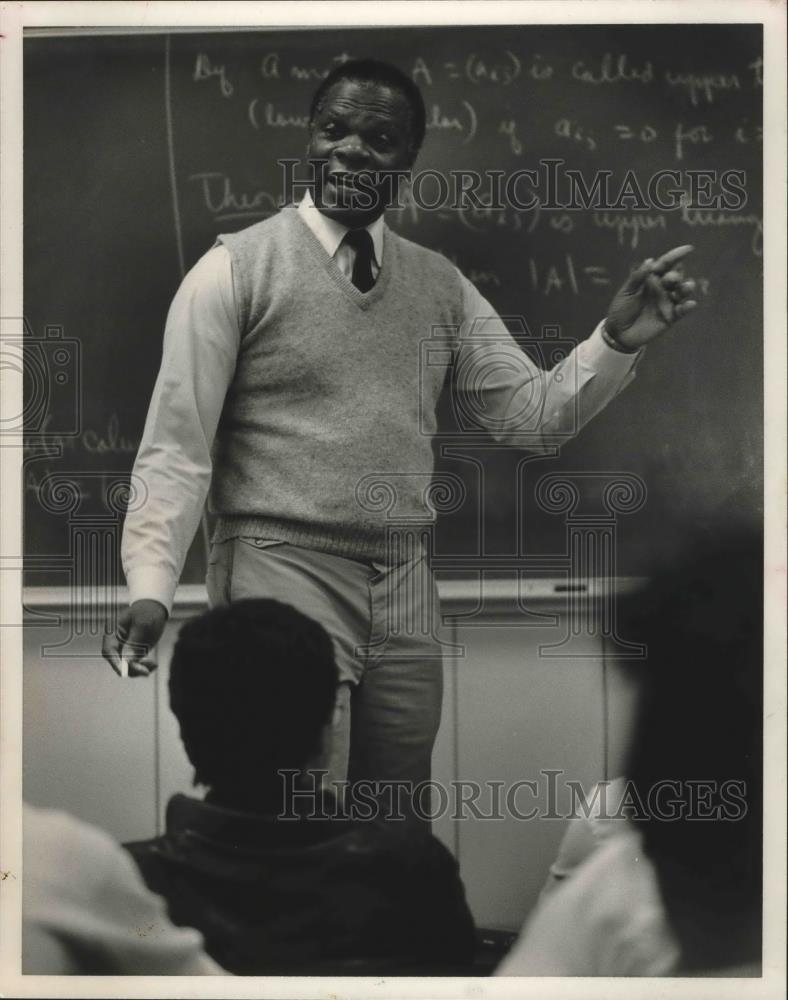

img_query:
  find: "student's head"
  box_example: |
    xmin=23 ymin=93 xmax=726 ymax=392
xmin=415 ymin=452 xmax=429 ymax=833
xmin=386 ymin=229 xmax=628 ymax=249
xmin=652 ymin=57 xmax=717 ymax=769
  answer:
xmin=169 ymin=599 xmax=338 ymax=808
xmin=621 ymin=527 xmax=763 ymax=971
xmin=307 ymin=59 xmax=426 ymax=226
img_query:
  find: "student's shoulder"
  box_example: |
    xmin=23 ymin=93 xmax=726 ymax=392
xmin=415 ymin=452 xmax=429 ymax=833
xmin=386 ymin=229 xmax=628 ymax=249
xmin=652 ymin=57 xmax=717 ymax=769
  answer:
xmin=23 ymin=804 xmax=136 ymax=907
xmin=544 ymin=827 xmax=663 ymax=937
xmin=25 ymin=803 xmax=119 ymax=868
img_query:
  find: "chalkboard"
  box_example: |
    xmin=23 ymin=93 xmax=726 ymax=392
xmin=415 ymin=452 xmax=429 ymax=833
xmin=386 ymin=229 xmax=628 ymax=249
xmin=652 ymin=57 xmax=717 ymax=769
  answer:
xmin=23 ymin=24 xmax=763 ymax=587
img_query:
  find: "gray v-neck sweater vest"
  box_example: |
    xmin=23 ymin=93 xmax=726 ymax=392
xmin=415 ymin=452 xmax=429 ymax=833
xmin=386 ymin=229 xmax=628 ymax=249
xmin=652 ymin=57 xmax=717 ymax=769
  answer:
xmin=210 ymin=206 xmax=464 ymax=561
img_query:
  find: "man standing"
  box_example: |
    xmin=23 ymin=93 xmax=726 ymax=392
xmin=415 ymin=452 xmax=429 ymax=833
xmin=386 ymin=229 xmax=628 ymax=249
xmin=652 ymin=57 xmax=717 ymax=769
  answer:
xmin=103 ymin=59 xmax=697 ymax=818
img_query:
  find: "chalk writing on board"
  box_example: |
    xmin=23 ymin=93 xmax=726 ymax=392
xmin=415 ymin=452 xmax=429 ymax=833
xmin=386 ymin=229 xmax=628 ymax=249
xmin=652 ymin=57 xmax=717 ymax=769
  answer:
xmin=733 ymin=122 xmax=763 ymax=144
xmin=82 ymin=414 xmax=139 ymax=455
xmin=260 ymin=53 xmax=280 ymax=79
xmin=408 ymin=234 xmax=661 ymax=299
xmin=527 ymin=54 xmax=554 ymax=81
xmin=613 ymin=123 xmax=658 ymax=144
xmin=593 ymin=211 xmax=667 ymax=249
xmin=188 ymin=172 xmax=279 ymax=221
xmin=246 ymin=94 xmax=480 ymax=143
xmin=259 ymin=52 xmax=353 ymax=82
xmin=547 ymin=213 xmax=575 ymax=235
xmin=673 ymin=123 xmax=714 ymax=161
xmin=583 ymin=266 xmax=611 ymax=287
xmin=414 ymin=52 xmax=553 ymax=85
xmin=192 ymin=53 xmax=233 ymax=98
xmin=679 ymin=204 xmax=763 ymax=256
xmin=411 ymin=58 xmax=433 ymax=86
xmin=664 ymin=69 xmax=741 ymax=107
xmin=463 ymin=51 xmax=521 ymax=86
xmin=572 ymin=54 xmax=654 ymax=86
xmin=426 ymin=102 xmax=478 ymax=144
xmin=467 ymin=267 xmax=502 ymax=288
xmin=499 ymin=119 xmax=524 ymax=155
xmin=24 ymin=416 xmax=77 ymax=456
xmin=527 ymin=255 xmax=581 ymax=296
xmin=23 ymin=414 xmax=141 ymax=460
xmin=555 ymin=118 xmax=598 ymax=152
xmin=248 ymin=99 xmax=310 ymax=130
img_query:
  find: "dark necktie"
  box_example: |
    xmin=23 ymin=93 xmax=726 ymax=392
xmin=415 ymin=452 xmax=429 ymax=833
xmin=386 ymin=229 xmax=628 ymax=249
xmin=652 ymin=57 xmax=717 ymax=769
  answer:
xmin=342 ymin=229 xmax=375 ymax=293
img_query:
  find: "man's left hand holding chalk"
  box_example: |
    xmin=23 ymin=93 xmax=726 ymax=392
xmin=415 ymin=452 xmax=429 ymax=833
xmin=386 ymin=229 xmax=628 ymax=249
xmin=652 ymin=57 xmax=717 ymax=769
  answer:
xmin=101 ymin=599 xmax=167 ymax=678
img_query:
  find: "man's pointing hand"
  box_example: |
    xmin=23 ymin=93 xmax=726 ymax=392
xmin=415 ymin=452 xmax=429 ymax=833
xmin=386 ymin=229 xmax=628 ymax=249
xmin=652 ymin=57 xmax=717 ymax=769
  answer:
xmin=605 ymin=244 xmax=698 ymax=350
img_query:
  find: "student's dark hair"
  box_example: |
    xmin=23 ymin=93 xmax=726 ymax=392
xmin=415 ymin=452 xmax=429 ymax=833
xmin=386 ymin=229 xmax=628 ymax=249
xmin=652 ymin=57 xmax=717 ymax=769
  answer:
xmin=621 ymin=526 xmax=763 ymax=972
xmin=309 ymin=58 xmax=426 ymax=161
xmin=169 ymin=599 xmax=338 ymax=802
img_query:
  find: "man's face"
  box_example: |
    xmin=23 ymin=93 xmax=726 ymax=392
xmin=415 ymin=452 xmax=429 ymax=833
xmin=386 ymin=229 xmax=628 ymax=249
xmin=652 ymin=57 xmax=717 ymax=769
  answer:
xmin=307 ymin=79 xmax=414 ymax=227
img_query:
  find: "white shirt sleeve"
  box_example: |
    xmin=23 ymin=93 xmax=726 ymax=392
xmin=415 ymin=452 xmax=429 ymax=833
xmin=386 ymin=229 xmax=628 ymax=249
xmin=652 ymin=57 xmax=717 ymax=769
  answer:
xmin=454 ymin=271 xmax=642 ymax=452
xmin=121 ymin=245 xmax=240 ymax=614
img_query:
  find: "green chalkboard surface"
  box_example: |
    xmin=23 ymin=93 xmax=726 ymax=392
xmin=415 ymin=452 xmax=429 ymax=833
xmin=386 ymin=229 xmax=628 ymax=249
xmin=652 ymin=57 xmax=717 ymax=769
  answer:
xmin=23 ymin=25 xmax=763 ymax=587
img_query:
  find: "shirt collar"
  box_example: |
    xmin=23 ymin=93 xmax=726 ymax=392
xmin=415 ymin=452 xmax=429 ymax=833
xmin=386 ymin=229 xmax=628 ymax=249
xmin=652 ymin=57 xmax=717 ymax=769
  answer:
xmin=298 ymin=190 xmax=384 ymax=266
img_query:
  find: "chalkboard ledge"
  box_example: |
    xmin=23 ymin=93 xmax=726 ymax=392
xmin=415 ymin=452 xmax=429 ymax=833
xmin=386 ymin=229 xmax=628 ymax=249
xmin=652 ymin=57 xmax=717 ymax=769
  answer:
xmin=22 ymin=578 xmax=646 ymax=623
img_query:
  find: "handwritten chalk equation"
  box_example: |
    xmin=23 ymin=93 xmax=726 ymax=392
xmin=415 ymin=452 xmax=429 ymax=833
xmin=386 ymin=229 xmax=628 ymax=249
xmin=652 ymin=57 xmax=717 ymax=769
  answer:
xmin=193 ymin=53 xmax=233 ymax=98
xmin=191 ymin=47 xmax=763 ymax=110
xmin=413 ymin=52 xmax=553 ymax=86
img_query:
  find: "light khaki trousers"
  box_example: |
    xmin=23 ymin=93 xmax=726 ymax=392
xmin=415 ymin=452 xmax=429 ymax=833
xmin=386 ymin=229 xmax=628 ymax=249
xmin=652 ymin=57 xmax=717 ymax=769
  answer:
xmin=206 ymin=537 xmax=445 ymax=820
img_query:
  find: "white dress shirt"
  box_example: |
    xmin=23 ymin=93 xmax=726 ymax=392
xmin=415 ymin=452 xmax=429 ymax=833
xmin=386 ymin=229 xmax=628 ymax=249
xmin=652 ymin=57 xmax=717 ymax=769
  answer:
xmin=122 ymin=196 xmax=642 ymax=612
xmin=298 ymin=189 xmax=384 ymax=280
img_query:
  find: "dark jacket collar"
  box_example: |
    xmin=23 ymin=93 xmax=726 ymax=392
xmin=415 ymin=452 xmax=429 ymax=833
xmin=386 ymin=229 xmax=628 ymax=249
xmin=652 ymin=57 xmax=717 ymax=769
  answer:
xmin=165 ymin=792 xmax=354 ymax=852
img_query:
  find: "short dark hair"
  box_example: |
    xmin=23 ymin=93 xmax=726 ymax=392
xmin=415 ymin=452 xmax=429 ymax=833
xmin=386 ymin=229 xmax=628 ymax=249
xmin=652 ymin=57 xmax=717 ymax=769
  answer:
xmin=622 ymin=527 xmax=763 ymax=971
xmin=309 ymin=58 xmax=426 ymax=162
xmin=169 ymin=599 xmax=338 ymax=799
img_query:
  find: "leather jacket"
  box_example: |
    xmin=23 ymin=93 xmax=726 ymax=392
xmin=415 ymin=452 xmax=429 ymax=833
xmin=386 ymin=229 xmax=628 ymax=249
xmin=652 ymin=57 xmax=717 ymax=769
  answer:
xmin=125 ymin=793 xmax=475 ymax=975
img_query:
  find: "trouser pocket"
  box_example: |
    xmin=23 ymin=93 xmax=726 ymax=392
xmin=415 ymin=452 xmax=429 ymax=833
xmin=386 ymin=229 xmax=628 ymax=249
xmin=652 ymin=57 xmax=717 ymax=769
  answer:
xmin=205 ymin=539 xmax=234 ymax=606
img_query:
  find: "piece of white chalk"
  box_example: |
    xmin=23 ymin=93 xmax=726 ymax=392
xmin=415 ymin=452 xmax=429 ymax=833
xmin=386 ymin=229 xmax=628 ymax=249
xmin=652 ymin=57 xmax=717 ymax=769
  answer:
xmin=119 ymin=657 xmax=129 ymax=678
